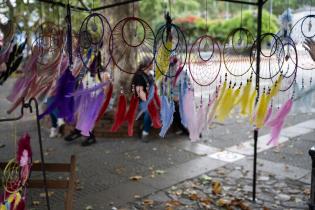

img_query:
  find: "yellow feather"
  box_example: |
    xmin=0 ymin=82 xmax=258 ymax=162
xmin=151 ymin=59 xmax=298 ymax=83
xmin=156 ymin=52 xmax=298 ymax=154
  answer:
xmin=0 ymin=204 xmax=6 ymax=210
xmin=216 ymin=87 xmax=234 ymax=122
xmin=155 ymin=40 xmax=172 ymax=81
xmin=254 ymin=91 xmax=269 ymax=128
xmin=239 ymin=80 xmax=252 ymax=116
xmin=13 ymin=192 xmax=21 ymax=210
xmin=249 ymin=89 xmax=257 ymax=122
xmin=270 ymin=74 xmax=283 ymax=97
xmin=207 ymin=81 xmax=227 ymax=124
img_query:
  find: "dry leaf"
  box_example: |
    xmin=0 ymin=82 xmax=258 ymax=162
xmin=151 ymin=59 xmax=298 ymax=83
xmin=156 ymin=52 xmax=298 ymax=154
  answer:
xmin=200 ymin=198 xmax=213 ymax=206
xmin=129 ymin=175 xmax=143 ymax=181
xmin=304 ymin=188 xmax=311 ymax=195
xmin=39 ymin=191 xmax=54 ymax=197
xmin=85 ymin=205 xmax=93 ymax=210
xmin=212 ymin=181 xmax=222 ymax=195
xmin=32 ymin=201 xmax=40 ymax=206
xmin=134 ymin=195 xmax=141 ymax=199
xmin=143 ymin=199 xmax=154 ymax=205
xmin=216 ymin=198 xmax=230 ymax=207
xmin=189 ymin=193 xmax=199 ymax=201
xmin=165 ymin=200 xmax=182 ymax=207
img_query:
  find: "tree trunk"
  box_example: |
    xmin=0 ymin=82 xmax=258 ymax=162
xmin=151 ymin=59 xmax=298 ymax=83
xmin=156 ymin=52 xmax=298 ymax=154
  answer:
xmin=103 ymin=1 xmax=138 ymax=100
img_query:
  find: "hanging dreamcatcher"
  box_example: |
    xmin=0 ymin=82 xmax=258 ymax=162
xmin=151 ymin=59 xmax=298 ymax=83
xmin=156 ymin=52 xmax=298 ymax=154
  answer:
xmin=0 ymin=133 xmax=32 ymax=210
xmin=78 ymin=13 xmax=112 ymax=81
xmin=251 ymin=33 xmax=284 ymax=80
xmin=223 ymin=27 xmax=254 ymax=77
xmin=188 ymin=35 xmax=221 ymax=86
xmin=290 ymin=14 xmax=315 ymax=70
xmin=109 ymin=10 xmax=155 ymax=74
xmin=0 ymin=20 xmax=27 ymax=85
xmin=154 ymin=12 xmax=187 ymax=80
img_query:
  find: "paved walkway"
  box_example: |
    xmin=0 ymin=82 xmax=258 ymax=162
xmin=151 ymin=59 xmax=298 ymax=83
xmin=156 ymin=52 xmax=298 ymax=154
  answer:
xmin=0 ymin=79 xmax=313 ymax=209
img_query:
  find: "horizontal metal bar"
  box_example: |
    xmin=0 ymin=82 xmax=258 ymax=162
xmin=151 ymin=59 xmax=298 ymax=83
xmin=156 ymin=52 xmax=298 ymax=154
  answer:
xmin=216 ymin=0 xmax=258 ymax=6
xmin=37 ymin=0 xmax=141 ymax=12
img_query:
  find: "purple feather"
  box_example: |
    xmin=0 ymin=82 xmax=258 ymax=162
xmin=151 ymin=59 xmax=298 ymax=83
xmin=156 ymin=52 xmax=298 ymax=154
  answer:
xmin=183 ymin=89 xmax=199 ymax=142
xmin=67 ymin=81 xmax=109 ymax=97
xmin=76 ymin=90 xmax=105 ymax=136
xmin=39 ymin=68 xmax=76 ymax=123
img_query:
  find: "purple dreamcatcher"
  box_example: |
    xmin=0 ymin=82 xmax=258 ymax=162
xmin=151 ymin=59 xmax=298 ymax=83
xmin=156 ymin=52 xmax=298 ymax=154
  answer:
xmin=188 ymin=35 xmax=221 ymax=86
xmin=110 ymin=16 xmax=155 ymax=74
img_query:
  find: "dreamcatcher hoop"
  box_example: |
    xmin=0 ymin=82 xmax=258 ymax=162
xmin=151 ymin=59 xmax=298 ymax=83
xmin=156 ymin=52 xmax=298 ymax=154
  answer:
xmin=276 ymin=36 xmax=298 ymax=91
xmin=109 ymin=16 xmax=155 ymax=74
xmin=78 ymin=13 xmax=112 ymax=77
xmin=154 ymin=19 xmax=187 ymax=78
xmin=290 ymin=14 xmax=315 ymax=70
xmin=188 ymin=35 xmax=221 ymax=86
xmin=250 ymin=33 xmax=285 ymax=80
xmin=223 ymin=27 xmax=254 ymax=77
xmin=2 ymin=159 xmax=24 ymax=194
xmin=0 ymin=20 xmax=15 ymax=54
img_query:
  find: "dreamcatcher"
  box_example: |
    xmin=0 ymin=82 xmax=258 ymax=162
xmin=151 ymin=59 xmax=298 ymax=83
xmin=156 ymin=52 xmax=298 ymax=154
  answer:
xmin=109 ymin=13 xmax=154 ymax=75
xmin=78 ymin=12 xmax=111 ymax=82
xmin=290 ymin=2 xmax=315 ymax=113
xmin=290 ymin=14 xmax=315 ymax=70
xmin=154 ymin=12 xmax=187 ymax=80
xmin=0 ymin=134 xmax=32 ymax=210
xmin=0 ymin=20 xmax=27 ymax=85
xmin=223 ymin=27 xmax=254 ymax=77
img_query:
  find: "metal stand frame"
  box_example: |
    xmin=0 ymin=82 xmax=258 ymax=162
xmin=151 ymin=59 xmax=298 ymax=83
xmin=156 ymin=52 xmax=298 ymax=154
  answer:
xmin=0 ymin=98 xmax=51 ymax=210
xmin=217 ymin=0 xmax=268 ymax=202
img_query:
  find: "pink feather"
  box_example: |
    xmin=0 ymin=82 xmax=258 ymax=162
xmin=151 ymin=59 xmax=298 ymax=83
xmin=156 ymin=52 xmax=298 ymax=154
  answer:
xmin=264 ymin=105 xmax=273 ymax=125
xmin=183 ymin=90 xmax=199 ymax=142
xmin=266 ymin=99 xmax=293 ymax=145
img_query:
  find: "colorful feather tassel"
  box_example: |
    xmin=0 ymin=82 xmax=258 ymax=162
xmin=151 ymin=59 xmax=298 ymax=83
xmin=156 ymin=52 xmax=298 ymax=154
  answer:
xmin=159 ymin=96 xmax=175 ymax=138
xmin=96 ymin=83 xmax=113 ymax=122
xmin=155 ymin=40 xmax=172 ymax=81
xmin=111 ymin=92 xmax=127 ymax=132
xmin=39 ymin=68 xmax=76 ymax=123
xmin=270 ymin=74 xmax=283 ymax=97
xmin=248 ymin=89 xmax=257 ymax=121
xmin=148 ymin=98 xmax=162 ymax=129
xmin=208 ymin=80 xmax=227 ymax=125
xmin=267 ymin=98 xmax=293 ymax=145
xmin=254 ymin=90 xmax=269 ymax=129
xmin=183 ymin=89 xmax=199 ymax=142
xmin=124 ymin=94 xmax=139 ymax=136
xmin=76 ymin=90 xmax=105 ymax=136
xmin=238 ymin=80 xmax=252 ymax=116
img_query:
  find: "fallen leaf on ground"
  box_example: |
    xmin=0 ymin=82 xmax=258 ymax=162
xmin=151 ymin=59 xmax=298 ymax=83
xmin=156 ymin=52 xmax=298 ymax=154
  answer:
xmin=39 ymin=192 xmax=54 ymax=197
xmin=143 ymin=199 xmax=154 ymax=205
xmin=212 ymin=181 xmax=222 ymax=195
xmin=165 ymin=200 xmax=182 ymax=207
xmin=156 ymin=170 xmax=166 ymax=175
xmin=189 ymin=193 xmax=199 ymax=201
xmin=304 ymin=188 xmax=311 ymax=195
xmin=129 ymin=175 xmax=142 ymax=181
xmin=32 ymin=201 xmax=40 ymax=206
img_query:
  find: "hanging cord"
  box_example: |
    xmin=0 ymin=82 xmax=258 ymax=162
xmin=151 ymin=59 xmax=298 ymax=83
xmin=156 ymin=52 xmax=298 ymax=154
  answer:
xmin=240 ymin=4 xmax=243 ymax=28
xmin=168 ymin=0 xmax=172 ymax=18
xmin=206 ymin=2 xmax=208 ymax=26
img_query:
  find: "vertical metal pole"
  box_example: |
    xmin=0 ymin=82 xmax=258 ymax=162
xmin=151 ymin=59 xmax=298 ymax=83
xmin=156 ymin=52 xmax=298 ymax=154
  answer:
xmin=66 ymin=3 xmax=73 ymax=66
xmin=30 ymin=98 xmax=51 ymax=210
xmin=309 ymin=146 xmax=315 ymax=210
xmin=253 ymin=0 xmax=264 ymax=202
